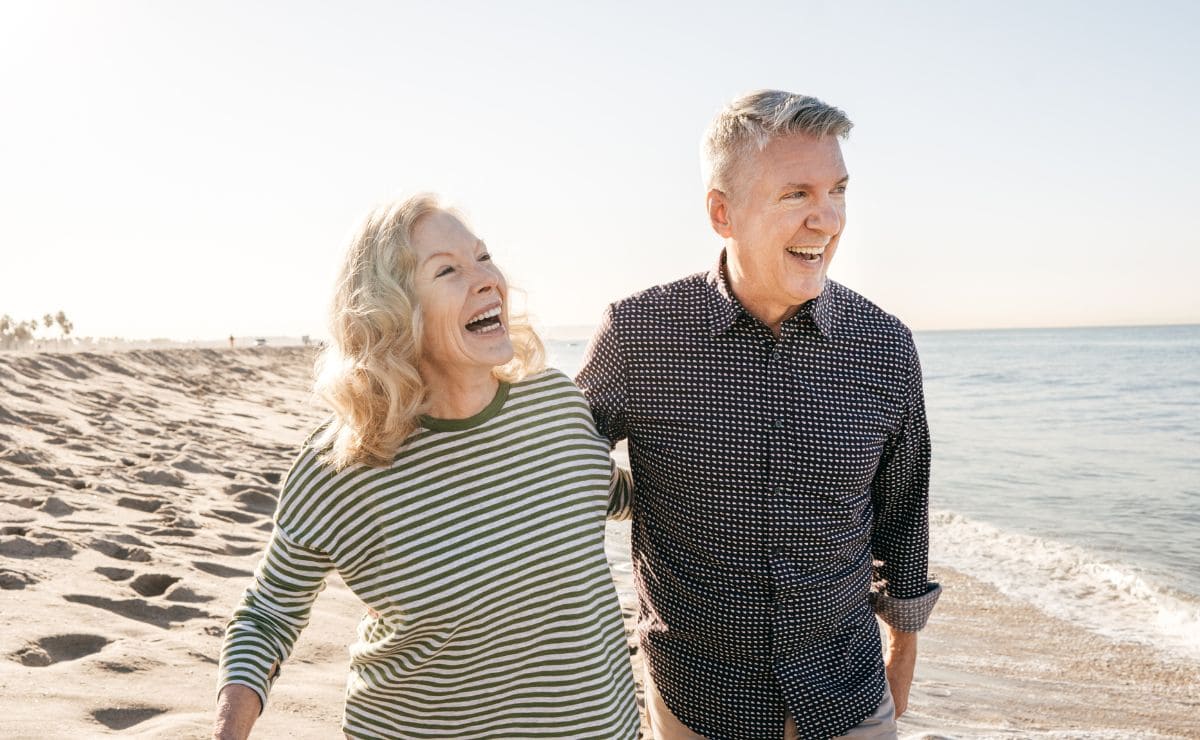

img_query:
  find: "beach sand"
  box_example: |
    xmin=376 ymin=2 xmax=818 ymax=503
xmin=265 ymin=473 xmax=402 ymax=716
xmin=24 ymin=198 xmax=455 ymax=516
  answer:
xmin=0 ymin=347 xmax=1196 ymax=739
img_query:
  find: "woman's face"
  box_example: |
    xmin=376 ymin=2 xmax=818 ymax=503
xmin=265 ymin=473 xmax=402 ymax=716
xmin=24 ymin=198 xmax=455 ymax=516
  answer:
xmin=410 ymin=210 xmax=513 ymax=380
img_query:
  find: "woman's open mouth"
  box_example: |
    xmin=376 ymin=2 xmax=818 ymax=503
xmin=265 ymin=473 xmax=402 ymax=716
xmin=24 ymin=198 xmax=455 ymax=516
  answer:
xmin=465 ymin=305 xmax=504 ymax=335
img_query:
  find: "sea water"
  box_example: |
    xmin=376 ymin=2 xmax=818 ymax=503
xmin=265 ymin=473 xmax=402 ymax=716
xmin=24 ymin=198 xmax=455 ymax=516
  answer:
xmin=549 ymin=324 xmax=1200 ymax=661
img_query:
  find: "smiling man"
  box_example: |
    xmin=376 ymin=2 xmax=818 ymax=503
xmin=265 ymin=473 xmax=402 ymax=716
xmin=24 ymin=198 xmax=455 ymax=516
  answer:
xmin=577 ymin=90 xmax=941 ymax=739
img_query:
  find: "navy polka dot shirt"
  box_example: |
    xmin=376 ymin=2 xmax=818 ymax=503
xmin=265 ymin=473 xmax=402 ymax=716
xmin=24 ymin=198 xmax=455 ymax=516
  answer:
xmin=577 ymin=255 xmax=941 ymax=739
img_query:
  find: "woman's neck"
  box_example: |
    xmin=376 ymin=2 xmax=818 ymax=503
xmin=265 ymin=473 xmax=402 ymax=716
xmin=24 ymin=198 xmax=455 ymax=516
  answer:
xmin=421 ymin=366 xmax=500 ymax=420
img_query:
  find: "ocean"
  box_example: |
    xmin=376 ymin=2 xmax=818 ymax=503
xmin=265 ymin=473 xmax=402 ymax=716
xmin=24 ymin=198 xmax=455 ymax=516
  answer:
xmin=547 ymin=324 xmax=1200 ymax=662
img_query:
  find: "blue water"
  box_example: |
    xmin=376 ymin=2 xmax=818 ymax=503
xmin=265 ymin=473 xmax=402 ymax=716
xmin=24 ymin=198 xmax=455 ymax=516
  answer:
xmin=550 ymin=324 xmax=1200 ymax=657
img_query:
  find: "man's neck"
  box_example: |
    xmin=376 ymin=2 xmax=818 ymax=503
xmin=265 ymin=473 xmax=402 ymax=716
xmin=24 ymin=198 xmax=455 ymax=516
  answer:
xmin=723 ymin=266 xmax=808 ymax=339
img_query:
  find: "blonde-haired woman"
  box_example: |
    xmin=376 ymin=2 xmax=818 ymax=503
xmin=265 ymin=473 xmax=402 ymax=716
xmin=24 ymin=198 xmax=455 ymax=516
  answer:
xmin=213 ymin=194 xmax=640 ymax=739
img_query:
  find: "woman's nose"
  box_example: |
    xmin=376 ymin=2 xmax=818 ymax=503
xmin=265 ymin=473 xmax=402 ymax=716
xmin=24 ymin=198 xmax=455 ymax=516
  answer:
xmin=472 ymin=266 xmax=499 ymax=294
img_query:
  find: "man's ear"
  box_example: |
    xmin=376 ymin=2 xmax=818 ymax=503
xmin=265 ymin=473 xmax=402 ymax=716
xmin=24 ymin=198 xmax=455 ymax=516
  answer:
xmin=707 ymin=189 xmax=733 ymax=239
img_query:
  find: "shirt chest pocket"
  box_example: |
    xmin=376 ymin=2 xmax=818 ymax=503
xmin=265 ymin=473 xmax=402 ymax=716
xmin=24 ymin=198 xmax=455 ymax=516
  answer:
xmin=793 ymin=384 xmax=898 ymax=493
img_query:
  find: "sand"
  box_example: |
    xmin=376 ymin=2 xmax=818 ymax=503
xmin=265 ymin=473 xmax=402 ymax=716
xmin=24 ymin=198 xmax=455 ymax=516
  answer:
xmin=0 ymin=347 xmax=1196 ymax=739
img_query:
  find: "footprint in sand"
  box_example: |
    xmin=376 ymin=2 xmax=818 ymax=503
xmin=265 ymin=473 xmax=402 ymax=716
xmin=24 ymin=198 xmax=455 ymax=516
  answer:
xmin=90 ymin=707 xmax=167 ymax=731
xmin=129 ymin=573 xmax=181 ymax=597
xmin=12 ymin=634 xmax=110 ymax=666
xmin=0 ymin=568 xmax=38 ymax=590
xmin=90 ymin=539 xmax=151 ymax=562
xmin=0 ymin=534 xmax=76 ymax=559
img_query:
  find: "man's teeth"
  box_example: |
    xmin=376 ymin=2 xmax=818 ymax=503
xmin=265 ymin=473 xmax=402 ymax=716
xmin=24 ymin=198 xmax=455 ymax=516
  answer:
xmin=787 ymin=246 xmax=825 ymax=261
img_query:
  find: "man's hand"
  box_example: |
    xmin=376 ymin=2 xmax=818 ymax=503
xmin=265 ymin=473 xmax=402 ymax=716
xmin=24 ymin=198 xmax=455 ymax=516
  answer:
xmin=882 ymin=625 xmax=917 ymax=719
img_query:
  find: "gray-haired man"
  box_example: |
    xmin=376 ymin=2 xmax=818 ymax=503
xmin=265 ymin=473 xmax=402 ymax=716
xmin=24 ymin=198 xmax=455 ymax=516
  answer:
xmin=578 ymin=90 xmax=941 ymax=739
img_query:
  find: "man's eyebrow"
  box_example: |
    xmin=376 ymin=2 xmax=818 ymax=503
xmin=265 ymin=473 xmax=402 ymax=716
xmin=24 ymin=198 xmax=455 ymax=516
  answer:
xmin=780 ymin=175 xmax=850 ymax=191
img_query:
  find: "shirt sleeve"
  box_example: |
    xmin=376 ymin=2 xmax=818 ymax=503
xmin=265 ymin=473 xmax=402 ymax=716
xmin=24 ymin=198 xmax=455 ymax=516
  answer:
xmin=869 ymin=338 xmax=941 ymax=631
xmin=216 ymin=525 xmax=334 ymax=712
xmin=607 ymin=459 xmax=634 ymax=521
xmin=575 ymin=304 xmax=628 ymax=446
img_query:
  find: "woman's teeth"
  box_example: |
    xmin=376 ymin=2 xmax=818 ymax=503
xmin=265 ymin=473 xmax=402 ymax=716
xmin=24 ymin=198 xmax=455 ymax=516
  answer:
xmin=465 ymin=306 xmax=503 ymax=333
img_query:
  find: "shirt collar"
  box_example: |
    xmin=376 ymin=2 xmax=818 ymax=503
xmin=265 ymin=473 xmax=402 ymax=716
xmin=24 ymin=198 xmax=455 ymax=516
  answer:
xmin=704 ymin=251 xmax=836 ymax=339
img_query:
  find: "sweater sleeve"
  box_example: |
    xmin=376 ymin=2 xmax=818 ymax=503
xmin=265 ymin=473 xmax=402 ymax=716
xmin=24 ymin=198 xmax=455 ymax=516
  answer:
xmin=606 ymin=459 xmax=634 ymax=521
xmin=216 ymin=525 xmax=335 ymax=712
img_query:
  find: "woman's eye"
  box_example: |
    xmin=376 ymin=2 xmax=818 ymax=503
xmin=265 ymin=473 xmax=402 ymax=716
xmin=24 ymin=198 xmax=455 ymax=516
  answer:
xmin=435 ymin=266 xmax=455 ymax=278
xmin=478 ymin=253 xmax=492 ymax=262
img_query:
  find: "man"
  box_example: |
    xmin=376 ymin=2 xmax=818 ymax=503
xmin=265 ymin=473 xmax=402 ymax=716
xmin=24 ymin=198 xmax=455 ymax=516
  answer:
xmin=577 ymin=90 xmax=940 ymax=740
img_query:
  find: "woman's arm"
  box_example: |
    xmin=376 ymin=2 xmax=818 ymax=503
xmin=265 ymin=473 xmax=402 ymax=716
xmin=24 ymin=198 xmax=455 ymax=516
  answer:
xmin=606 ymin=457 xmax=634 ymax=521
xmin=214 ymin=526 xmax=334 ymax=736
xmin=213 ymin=684 xmax=261 ymax=740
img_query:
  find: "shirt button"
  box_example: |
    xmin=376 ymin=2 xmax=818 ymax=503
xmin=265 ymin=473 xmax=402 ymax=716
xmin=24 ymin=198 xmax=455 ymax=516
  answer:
xmin=773 ymin=418 xmax=784 ymax=430
xmin=770 ymin=347 xmax=782 ymax=361
xmin=773 ymin=486 xmax=784 ymax=495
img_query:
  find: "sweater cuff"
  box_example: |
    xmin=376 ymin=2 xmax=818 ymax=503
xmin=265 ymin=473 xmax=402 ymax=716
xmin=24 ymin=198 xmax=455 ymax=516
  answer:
xmin=869 ymin=582 xmax=942 ymax=632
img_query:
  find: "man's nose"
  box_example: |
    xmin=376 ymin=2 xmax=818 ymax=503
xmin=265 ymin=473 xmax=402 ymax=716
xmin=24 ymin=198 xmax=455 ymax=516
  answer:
xmin=806 ymin=198 xmax=843 ymax=235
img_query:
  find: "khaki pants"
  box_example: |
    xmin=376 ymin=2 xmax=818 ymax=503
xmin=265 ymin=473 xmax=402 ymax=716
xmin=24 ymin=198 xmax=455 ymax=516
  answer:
xmin=644 ymin=666 xmax=898 ymax=740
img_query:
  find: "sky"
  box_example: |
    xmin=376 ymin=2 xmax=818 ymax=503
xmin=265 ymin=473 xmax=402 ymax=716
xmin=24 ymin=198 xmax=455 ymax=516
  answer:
xmin=1 ymin=1 xmax=1198 ymax=340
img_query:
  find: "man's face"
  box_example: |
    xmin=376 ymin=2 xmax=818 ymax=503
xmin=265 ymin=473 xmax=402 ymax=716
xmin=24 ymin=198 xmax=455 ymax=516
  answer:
xmin=714 ymin=134 xmax=848 ymax=324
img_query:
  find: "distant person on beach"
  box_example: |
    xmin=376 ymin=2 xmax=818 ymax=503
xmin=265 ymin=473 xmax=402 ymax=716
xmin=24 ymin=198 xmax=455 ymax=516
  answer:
xmin=213 ymin=194 xmax=640 ymax=739
xmin=577 ymin=90 xmax=940 ymax=739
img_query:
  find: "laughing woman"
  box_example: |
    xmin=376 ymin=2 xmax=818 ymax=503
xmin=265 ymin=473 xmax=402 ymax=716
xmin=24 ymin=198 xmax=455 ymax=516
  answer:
xmin=213 ymin=194 xmax=639 ymax=739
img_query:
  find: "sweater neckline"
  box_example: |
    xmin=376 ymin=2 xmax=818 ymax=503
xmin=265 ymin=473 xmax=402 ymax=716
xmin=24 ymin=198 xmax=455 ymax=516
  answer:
xmin=419 ymin=381 xmax=511 ymax=432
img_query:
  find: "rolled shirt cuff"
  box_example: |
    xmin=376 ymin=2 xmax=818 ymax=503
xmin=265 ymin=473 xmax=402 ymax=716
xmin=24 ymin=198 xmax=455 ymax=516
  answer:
xmin=869 ymin=582 xmax=942 ymax=632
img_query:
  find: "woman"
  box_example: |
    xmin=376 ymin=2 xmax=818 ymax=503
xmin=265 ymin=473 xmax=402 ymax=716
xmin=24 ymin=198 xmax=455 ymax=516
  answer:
xmin=214 ymin=194 xmax=640 ymax=739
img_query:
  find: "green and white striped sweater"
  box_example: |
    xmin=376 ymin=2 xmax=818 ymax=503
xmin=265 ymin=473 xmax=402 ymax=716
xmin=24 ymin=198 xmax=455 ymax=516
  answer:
xmin=218 ymin=369 xmax=640 ymax=739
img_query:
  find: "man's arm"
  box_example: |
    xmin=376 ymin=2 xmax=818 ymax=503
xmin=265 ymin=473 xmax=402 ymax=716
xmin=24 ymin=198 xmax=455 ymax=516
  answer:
xmin=869 ymin=336 xmax=941 ymax=718
xmin=575 ymin=304 xmax=629 ymax=446
xmin=881 ymin=624 xmax=918 ymax=718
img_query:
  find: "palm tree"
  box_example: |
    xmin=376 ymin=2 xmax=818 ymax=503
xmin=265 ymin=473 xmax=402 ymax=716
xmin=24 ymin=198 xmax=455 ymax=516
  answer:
xmin=55 ymin=310 xmax=73 ymax=338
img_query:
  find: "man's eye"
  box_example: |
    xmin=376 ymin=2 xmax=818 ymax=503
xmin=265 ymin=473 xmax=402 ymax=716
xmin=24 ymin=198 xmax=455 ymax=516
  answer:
xmin=435 ymin=266 xmax=455 ymax=278
xmin=785 ymin=191 xmax=806 ymax=200
xmin=833 ymin=186 xmax=847 ymax=194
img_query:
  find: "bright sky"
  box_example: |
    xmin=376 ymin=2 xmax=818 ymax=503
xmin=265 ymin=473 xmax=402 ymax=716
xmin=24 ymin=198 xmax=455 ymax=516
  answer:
xmin=2 ymin=1 xmax=1197 ymax=340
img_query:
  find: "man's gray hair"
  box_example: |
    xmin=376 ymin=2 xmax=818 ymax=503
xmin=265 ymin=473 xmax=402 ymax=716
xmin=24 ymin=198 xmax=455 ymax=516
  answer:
xmin=701 ymin=90 xmax=853 ymax=193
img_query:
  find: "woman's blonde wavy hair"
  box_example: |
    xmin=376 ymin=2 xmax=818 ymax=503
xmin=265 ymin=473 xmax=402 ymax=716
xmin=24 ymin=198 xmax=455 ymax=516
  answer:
xmin=313 ymin=193 xmax=545 ymax=469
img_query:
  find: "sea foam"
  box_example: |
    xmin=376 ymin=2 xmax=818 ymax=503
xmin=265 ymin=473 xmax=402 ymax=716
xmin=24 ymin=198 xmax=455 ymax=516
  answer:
xmin=931 ymin=510 xmax=1200 ymax=661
